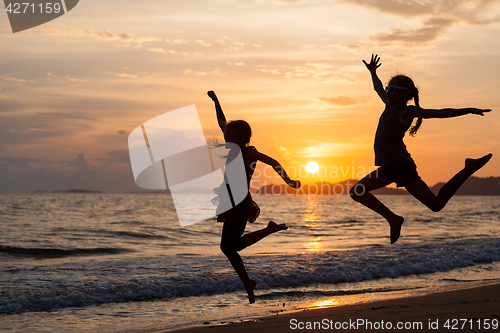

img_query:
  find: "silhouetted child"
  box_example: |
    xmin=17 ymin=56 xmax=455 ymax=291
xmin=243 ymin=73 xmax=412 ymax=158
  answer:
xmin=350 ymin=54 xmax=492 ymax=244
xmin=207 ymin=90 xmax=301 ymax=303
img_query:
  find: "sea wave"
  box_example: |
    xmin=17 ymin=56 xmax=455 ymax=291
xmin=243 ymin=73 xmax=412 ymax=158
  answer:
xmin=1 ymin=238 xmax=499 ymax=314
xmin=0 ymin=245 xmax=130 ymax=258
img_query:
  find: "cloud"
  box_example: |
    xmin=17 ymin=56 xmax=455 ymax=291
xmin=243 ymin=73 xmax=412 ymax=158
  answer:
xmin=2 ymin=77 xmax=36 ymax=83
xmin=287 ymin=63 xmax=334 ymax=78
xmin=145 ymin=47 xmax=176 ymax=54
xmin=340 ymin=0 xmax=436 ymax=17
xmin=7 ymin=158 xmax=29 ymax=172
xmin=67 ymin=153 xmax=89 ymax=171
xmin=0 ymin=98 xmax=33 ymax=113
xmin=91 ymin=31 xmax=159 ymax=43
xmin=343 ymin=0 xmax=500 ymax=23
xmin=0 ymin=113 xmax=84 ymax=145
xmin=195 ymin=39 xmax=212 ymax=47
xmin=258 ymin=63 xmax=357 ymax=81
xmin=300 ymin=142 xmax=363 ymax=158
xmin=37 ymin=29 xmax=162 ymax=44
xmin=226 ymin=61 xmax=245 ymax=66
xmin=165 ymin=38 xmax=191 ymax=44
xmin=0 ymin=154 xmax=139 ymax=192
xmin=270 ymin=136 xmax=301 ymax=165
xmin=108 ymin=72 xmax=138 ymax=79
xmin=9 ymin=128 xmax=57 ymax=135
xmin=0 ymin=156 xmax=61 ymax=172
xmin=319 ymin=96 xmax=366 ymax=106
xmin=215 ymin=36 xmax=246 ymax=51
xmin=259 ymin=68 xmax=281 ymax=75
xmin=63 ymin=77 xmax=90 ymax=83
xmin=102 ymin=149 xmax=131 ymax=165
xmin=343 ymin=0 xmax=500 ymax=46
xmin=182 ymin=69 xmax=224 ymax=76
xmin=0 ymin=93 xmax=157 ymax=147
xmin=370 ymin=17 xmax=456 ymax=45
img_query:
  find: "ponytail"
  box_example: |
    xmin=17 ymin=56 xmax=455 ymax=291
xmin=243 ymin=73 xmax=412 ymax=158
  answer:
xmin=409 ymin=87 xmax=422 ymax=136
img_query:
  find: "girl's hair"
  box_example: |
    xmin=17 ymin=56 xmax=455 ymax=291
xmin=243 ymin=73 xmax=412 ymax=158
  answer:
xmin=225 ymin=120 xmax=252 ymax=145
xmin=390 ymin=75 xmax=421 ymax=136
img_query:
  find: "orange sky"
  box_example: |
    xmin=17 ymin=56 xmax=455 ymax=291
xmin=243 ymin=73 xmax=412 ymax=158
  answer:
xmin=0 ymin=0 xmax=499 ymax=192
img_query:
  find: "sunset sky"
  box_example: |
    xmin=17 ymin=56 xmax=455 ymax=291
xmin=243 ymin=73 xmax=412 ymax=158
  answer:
xmin=1 ymin=0 xmax=499 ymax=192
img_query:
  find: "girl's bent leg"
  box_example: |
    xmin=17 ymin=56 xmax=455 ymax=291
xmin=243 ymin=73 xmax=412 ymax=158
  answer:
xmin=437 ymin=154 xmax=492 ymax=208
xmin=241 ymin=221 xmax=287 ymax=248
xmin=349 ymin=170 xmax=404 ymax=244
xmin=405 ymin=153 xmax=492 ymax=212
xmin=404 ymin=179 xmax=440 ymax=212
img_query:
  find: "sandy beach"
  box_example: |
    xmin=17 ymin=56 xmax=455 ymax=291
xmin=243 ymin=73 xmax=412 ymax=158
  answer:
xmin=169 ymin=282 xmax=500 ymax=333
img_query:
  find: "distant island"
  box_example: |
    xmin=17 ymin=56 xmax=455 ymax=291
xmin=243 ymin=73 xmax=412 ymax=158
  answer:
xmin=32 ymin=177 xmax=500 ymax=195
xmin=254 ymin=176 xmax=500 ymax=195
xmin=52 ymin=189 xmax=102 ymax=193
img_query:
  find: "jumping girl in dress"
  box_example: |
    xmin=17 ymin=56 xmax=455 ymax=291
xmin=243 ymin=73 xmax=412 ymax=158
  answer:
xmin=350 ymin=54 xmax=492 ymax=244
xmin=208 ymin=90 xmax=301 ymax=303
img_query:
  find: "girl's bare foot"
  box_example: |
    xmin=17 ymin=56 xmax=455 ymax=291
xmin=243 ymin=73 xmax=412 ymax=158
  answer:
xmin=244 ymin=279 xmax=257 ymax=303
xmin=465 ymin=153 xmax=492 ymax=174
xmin=267 ymin=220 xmax=288 ymax=233
xmin=388 ymin=215 xmax=404 ymax=244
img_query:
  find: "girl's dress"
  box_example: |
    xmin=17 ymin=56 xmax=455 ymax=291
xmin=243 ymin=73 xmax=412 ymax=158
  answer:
xmin=214 ymin=145 xmax=261 ymax=257
xmin=215 ymin=145 xmax=260 ymax=223
xmin=373 ymin=106 xmax=420 ymax=187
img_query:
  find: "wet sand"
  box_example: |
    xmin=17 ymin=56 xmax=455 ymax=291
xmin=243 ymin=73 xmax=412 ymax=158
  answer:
xmin=167 ymin=283 xmax=500 ymax=333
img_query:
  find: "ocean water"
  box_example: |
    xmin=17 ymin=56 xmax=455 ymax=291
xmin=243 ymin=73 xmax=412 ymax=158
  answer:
xmin=0 ymin=193 xmax=499 ymax=332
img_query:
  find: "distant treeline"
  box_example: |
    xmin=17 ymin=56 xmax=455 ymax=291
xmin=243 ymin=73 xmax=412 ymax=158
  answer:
xmin=34 ymin=189 xmax=102 ymax=193
xmin=430 ymin=176 xmax=500 ymax=196
xmin=253 ymin=176 xmax=500 ymax=195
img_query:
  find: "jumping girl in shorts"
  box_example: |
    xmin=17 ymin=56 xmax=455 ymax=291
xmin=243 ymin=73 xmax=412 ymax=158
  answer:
xmin=208 ymin=90 xmax=301 ymax=303
xmin=350 ymin=54 xmax=492 ymax=244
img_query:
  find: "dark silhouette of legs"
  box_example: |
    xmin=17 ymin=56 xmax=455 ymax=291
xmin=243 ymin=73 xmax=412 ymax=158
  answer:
xmin=405 ymin=153 xmax=492 ymax=212
xmin=227 ymin=253 xmax=257 ymax=303
xmin=349 ymin=170 xmax=404 ymax=244
xmin=350 ymin=153 xmax=492 ymax=244
xmin=221 ymin=220 xmax=287 ymax=303
xmin=242 ymin=221 xmax=287 ymax=247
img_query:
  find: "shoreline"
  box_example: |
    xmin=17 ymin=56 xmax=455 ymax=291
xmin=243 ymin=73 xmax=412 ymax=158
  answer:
xmin=165 ymin=281 xmax=500 ymax=333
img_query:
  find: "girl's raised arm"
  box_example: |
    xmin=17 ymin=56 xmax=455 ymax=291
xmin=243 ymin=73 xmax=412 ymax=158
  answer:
xmin=247 ymin=149 xmax=301 ymax=189
xmin=363 ymin=54 xmax=388 ymax=105
xmin=208 ymin=91 xmax=227 ymax=133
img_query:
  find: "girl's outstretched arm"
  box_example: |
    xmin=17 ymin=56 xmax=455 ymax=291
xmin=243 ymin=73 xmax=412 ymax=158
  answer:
xmin=401 ymin=106 xmax=492 ymax=123
xmin=247 ymin=149 xmax=301 ymax=188
xmin=363 ymin=54 xmax=388 ymax=105
xmin=208 ymin=91 xmax=227 ymax=133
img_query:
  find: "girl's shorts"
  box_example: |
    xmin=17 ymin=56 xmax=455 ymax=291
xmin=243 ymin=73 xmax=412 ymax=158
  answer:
xmin=378 ymin=164 xmax=421 ymax=187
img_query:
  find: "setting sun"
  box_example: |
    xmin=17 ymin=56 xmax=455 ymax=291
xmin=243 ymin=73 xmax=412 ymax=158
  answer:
xmin=306 ymin=161 xmax=320 ymax=174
